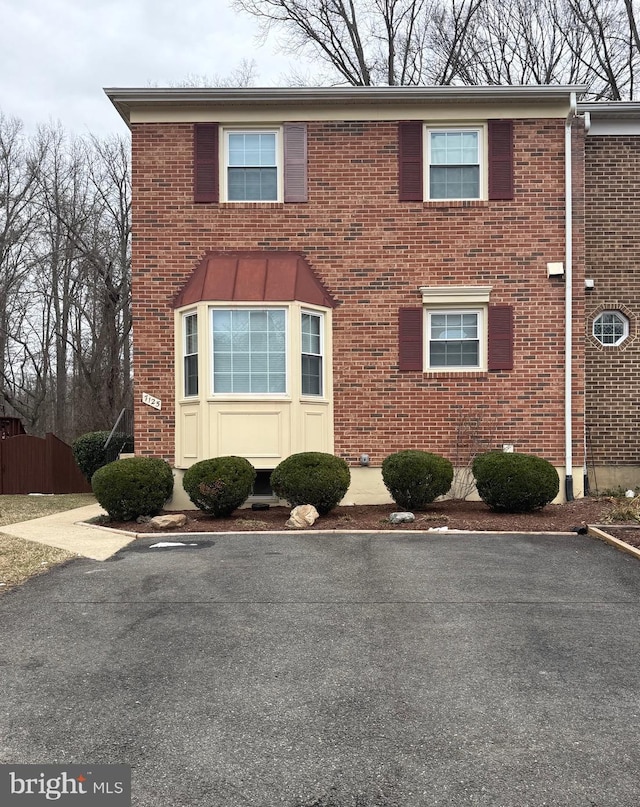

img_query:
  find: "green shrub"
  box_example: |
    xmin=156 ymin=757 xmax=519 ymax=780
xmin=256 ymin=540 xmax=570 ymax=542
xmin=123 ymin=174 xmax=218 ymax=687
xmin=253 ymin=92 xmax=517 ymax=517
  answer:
xmin=381 ymin=450 xmax=453 ymax=510
xmin=182 ymin=456 xmax=256 ymax=517
xmin=92 ymin=457 xmax=173 ymax=521
xmin=472 ymin=451 xmax=559 ymax=512
xmin=73 ymin=430 xmax=134 ymax=481
xmin=270 ymin=452 xmax=350 ymax=515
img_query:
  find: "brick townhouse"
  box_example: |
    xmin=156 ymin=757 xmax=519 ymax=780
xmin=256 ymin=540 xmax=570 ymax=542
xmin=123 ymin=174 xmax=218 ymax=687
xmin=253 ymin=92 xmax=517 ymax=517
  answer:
xmin=581 ymin=102 xmax=640 ymax=493
xmin=106 ymin=86 xmax=587 ymax=506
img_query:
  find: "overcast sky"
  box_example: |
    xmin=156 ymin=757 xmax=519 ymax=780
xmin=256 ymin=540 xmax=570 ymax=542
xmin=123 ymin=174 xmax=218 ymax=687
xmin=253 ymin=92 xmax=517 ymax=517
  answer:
xmin=0 ymin=0 xmax=310 ymax=137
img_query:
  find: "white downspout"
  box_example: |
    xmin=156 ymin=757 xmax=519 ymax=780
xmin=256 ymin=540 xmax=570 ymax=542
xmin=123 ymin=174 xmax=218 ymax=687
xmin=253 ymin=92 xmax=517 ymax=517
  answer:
xmin=564 ymin=93 xmax=577 ymax=501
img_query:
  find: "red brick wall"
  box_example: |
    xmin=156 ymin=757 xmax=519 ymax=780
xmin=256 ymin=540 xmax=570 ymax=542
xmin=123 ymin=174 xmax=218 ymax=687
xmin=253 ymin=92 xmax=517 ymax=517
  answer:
xmin=131 ymin=118 xmax=585 ymax=469
xmin=585 ymin=135 xmax=640 ymax=465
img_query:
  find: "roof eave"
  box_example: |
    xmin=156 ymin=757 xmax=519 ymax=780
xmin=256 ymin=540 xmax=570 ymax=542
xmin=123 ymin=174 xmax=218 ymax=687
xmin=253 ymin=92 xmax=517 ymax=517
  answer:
xmin=105 ymin=85 xmax=588 ymax=127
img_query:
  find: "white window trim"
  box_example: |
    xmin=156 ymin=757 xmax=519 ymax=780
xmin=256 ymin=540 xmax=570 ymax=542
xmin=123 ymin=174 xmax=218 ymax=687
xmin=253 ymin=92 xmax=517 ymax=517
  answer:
xmin=210 ymin=306 xmax=289 ymax=397
xmin=221 ymin=127 xmax=283 ymax=203
xmin=419 ymin=287 xmax=492 ymax=372
xmin=301 ymin=309 xmax=324 ymax=398
xmin=593 ymin=310 xmax=629 ymax=347
xmin=424 ymin=124 xmax=487 ymax=202
xmin=182 ymin=311 xmax=199 ymax=398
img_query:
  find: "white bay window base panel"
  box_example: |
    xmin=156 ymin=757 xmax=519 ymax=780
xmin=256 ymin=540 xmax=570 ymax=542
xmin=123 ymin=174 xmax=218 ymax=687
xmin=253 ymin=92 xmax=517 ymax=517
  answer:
xmin=214 ymin=408 xmax=286 ymax=460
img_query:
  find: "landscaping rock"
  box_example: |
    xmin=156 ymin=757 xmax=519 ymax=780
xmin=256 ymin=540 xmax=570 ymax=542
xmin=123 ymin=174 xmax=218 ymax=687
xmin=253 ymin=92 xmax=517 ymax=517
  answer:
xmin=389 ymin=511 xmax=415 ymax=524
xmin=286 ymin=504 xmax=319 ymax=529
xmin=150 ymin=514 xmax=187 ymax=530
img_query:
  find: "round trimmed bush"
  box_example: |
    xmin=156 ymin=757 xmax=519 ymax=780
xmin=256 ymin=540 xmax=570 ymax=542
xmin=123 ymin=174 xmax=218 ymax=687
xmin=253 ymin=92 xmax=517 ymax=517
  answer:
xmin=382 ymin=450 xmax=453 ymax=510
xmin=73 ymin=430 xmax=134 ymax=481
xmin=92 ymin=457 xmax=173 ymax=521
xmin=472 ymin=451 xmax=559 ymax=512
xmin=270 ymin=452 xmax=350 ymax=515
xmin=182 ymin=456 xmax=256 ymax=517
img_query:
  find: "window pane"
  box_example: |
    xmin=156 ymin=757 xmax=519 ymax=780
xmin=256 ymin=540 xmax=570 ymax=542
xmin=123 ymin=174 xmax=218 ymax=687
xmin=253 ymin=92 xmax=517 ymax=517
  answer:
xmin=430 ymin=166 xmax=479 ymax=200
xmin=302 ymin=355 xmax=322 ymax=396
xmin=183 ymin=314 xmax=198 ymax=397
xmin=213 ymin=308 xmax=286 ymax=393
xmin=429 ymin=311 xmax=480 ymax=368
xmin=228 ymin=133 xmax=276 ymax=167
xmin=228 ymin=167 xmax=277 ymax=201
xmin=594 ymin=311 xmax=627 ymax=345
xmin=270 ymin=352 xmax=286 ymax=373
xmin=429 ymin=130 xmax=480 ymax=199
xmin=269 ymin=374 xmax=286 ymax=393
xmin=301 ymin=312 xmax=323 ymax=396
xmin=184 ymin=355 xmax=198 ymax=396
xmin=302 ymin=313 xmax=321 ymax=354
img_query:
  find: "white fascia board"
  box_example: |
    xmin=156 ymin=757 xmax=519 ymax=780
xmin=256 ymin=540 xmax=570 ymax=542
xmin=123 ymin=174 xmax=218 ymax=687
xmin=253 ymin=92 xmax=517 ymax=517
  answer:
xmin=105 ymin=85 xmax=588 ymax=128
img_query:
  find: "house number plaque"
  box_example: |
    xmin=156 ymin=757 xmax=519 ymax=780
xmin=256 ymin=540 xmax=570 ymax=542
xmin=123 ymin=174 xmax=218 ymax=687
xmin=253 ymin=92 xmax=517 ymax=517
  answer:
xmin=142 ymin=393 xmax=161 ymax=410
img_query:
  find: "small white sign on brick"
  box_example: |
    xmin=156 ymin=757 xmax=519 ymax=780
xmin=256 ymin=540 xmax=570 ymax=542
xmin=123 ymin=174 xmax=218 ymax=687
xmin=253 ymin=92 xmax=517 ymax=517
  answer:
xmin=142 ymin=392 xmax=161 ymax=410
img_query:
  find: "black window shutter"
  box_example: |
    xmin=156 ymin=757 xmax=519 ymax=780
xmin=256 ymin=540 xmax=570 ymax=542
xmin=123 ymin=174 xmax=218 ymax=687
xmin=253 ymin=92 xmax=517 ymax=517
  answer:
xmin=488 ymin=304 xmax=514 ymax=370
xmin=399 ymin=307 xmax=423 ymax=371
xmin=488 ymin=120 xmax=514 ymax=201
xmin=284 ymin=123 xmax=308 ymax=202
xmin=398 ymin=122 xmax=423 ymax=202
xmin=194 ymin=123 xmax=219 ymax=203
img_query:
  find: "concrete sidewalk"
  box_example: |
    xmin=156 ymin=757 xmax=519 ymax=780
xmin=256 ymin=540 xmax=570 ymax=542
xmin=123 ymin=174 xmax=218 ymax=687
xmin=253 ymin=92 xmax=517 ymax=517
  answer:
xmin=0 ymin=503 xmax=136 ymax=561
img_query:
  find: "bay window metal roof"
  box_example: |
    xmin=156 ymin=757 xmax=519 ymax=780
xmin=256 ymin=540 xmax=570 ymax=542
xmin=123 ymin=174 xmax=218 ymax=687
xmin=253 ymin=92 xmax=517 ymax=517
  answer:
xmin=173 ymin=251 xmax=336 ymax=309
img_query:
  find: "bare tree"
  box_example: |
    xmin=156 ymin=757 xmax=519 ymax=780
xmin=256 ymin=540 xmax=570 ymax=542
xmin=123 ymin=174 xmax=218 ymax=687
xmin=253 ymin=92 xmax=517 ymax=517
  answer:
xmin=0 ymin=115 xmax=42 ymax=423
xmin=171 ymin=58 xmax=259 ymax=87
xmin=0 ymin=117 xmax=133 ymax=441
xmin=234 ymin=0 xmax=640 ymax=97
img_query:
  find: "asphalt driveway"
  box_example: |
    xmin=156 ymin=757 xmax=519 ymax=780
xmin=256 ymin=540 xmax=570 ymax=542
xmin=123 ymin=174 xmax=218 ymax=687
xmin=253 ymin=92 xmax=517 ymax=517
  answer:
xmin=1 ymin=531 xmax=639 ymax=806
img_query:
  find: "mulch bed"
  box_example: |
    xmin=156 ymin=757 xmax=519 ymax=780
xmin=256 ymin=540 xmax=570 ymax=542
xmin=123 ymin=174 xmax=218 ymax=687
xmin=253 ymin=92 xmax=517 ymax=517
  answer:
xmin=106 ymin=496 xmax=621 ymax=535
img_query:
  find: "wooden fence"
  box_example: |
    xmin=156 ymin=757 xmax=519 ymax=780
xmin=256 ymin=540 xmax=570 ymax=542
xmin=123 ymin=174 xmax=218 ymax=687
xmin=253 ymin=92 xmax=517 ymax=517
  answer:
xmin=0 ymin=433 xmax=92 ymax=495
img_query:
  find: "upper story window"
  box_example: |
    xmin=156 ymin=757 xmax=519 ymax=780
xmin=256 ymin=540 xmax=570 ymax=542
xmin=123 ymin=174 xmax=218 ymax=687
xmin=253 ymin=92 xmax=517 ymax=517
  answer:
xmin=194 ymin=124 xmax=307 ymax=204
xmin=427 ymin=128 xmax=481 ymax=200
xmin=225 ymin=130 xmax=280 ymax=202
xmin=398 ymin=120 xmax=513 ymax=203
xmin=212 ymin=308 xmax=287 ymax=394
xmin=593 ymin=311 xmax=629 ymax=346
xmin=183 ymin=312 xmax=198 ymax=397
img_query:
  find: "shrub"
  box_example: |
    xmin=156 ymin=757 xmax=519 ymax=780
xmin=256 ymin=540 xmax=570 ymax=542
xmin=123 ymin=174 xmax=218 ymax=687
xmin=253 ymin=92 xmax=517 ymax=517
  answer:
xmin=270 ymin=452 xmax=350 ymax=515
xmin=73 ymin=430 xmax=134 ymax=481
xmin=182 ymin=456 xmax=256 ymax=517
xmin=92 ymin=457 xmax=173 ymax=521
xmin=381 ymin=450 xmax=453 ymax=510
xmin=472 ymin=451 xmax=559 ymax=512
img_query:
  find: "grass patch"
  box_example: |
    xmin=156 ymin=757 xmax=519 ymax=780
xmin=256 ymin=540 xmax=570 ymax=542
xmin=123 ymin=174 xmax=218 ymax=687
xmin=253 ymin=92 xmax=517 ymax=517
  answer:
xmin=0 ymin=535 xmax=74 ymax=591
xmin=0 ymin=493 xmax=96 ymax=527
xmin=0 ymin=493 xmax=96 ymax=593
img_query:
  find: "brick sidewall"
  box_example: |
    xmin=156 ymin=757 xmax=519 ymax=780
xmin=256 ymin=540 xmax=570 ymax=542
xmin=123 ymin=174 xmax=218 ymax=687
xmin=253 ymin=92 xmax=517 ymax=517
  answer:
xmin=585 ymin=134 xmax=640 ymax=466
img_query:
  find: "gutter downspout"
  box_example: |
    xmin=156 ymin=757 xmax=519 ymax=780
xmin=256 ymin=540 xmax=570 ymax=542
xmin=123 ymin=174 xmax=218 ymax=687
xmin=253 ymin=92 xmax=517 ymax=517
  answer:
xmin=564 ymin=93 xmax=577 ymax=501
xmin=582 ymin=110 xmax=591 ymax=496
